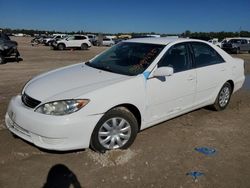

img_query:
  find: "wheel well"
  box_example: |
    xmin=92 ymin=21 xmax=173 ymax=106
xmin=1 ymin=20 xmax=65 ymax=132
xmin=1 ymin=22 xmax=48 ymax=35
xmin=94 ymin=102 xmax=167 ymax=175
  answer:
xmin=58 ymin=43 xmax=65 ymax=46
xmin=112 ymin=104 xmax=141 ymax=131
xmin=227 ymin=80 xmax=234 ymax=92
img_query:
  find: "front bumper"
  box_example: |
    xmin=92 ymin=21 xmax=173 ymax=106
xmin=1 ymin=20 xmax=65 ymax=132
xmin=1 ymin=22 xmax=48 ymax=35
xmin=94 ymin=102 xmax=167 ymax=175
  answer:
xmin=3 ymin=47 xmax=20 ymax=58
xmin=5 ymin=95 xmax=102 ymax=151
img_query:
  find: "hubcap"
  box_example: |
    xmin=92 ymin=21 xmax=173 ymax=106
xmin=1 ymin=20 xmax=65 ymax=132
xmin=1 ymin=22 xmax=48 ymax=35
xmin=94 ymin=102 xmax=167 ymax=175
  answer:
xmin=98 ymin=117 xmax=131 ymax=149
xmin=219 ymin=86 xmax=230 ymax=107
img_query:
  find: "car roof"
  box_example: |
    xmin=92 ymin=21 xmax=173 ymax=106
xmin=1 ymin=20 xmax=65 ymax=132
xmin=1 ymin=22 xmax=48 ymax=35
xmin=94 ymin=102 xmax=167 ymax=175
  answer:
xmin=125 ymin=37 xmax=234 ymax=63
xmin=125 ymin=37 xmax=204 ymax=45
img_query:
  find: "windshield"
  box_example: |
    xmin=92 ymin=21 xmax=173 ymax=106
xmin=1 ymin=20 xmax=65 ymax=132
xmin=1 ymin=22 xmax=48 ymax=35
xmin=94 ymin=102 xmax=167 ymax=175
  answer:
xmin=229 ymin=39 xmax=241 ymax=44
xmin=86 ymin=42 xmax=165 ymax=76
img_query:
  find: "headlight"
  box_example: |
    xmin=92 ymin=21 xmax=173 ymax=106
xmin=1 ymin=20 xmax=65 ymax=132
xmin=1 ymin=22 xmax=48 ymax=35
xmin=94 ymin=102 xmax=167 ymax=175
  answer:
xmin=35 ymin=99 xmax=89 ymax=115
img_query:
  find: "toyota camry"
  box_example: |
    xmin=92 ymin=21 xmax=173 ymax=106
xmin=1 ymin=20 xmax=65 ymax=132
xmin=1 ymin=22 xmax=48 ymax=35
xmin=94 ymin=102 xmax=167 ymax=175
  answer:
xmin=5 ymin=38 xmax=245 ymax=152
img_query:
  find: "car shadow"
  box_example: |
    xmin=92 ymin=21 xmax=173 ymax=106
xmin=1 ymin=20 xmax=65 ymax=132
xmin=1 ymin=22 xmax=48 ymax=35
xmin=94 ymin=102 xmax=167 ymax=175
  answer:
xmin=43 ymin=164 xmax=82 ymax=188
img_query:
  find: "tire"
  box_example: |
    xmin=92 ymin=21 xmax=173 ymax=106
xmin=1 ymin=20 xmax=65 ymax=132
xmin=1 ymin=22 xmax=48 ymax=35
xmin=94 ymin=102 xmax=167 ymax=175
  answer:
xmin=81 ymin=43 xmax=88 ymax=50
xmin=58 ymin=43 xmax=65 ymax=50
xmin=90 ymin=107 xmax=138 ymax=153
xmin=0 ymin=53 xmax=5 ymax=64
xmin=212 ymin=82 xmax=232 ymax=111
xmin=236 ymin=48 xmax=240 ymax=54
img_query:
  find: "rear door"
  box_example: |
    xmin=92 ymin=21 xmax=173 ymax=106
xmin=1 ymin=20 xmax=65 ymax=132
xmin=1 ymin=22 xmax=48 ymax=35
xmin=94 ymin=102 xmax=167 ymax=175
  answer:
xmin=74 ymin=36 xmax=87 ymax=47
xmin=240 ymin=39 xmax=250 ymax=51
xmin=190 ymin=42 xmax=228 ymax=106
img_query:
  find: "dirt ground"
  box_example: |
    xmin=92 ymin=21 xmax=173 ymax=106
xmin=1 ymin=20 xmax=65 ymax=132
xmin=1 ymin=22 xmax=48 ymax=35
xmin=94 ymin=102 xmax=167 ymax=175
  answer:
xmin=0 ymin=37 xmax=250 ymax=188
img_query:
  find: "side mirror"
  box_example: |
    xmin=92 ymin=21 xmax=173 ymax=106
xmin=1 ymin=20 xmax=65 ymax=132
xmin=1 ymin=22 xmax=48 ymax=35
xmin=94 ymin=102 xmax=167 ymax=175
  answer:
xmin=153 ymin=67 xmax=174 ymax=77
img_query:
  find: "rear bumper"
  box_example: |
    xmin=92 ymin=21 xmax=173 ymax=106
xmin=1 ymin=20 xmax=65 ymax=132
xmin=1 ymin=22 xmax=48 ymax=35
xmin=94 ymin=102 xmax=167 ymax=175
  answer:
xmin=233 ymin=75 xmax=245 ymax=93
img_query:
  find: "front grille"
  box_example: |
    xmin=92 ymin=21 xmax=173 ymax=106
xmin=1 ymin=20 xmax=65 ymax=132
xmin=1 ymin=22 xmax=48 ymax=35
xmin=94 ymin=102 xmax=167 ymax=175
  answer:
xmin=22 ymin=93 xmax=41 ymax=108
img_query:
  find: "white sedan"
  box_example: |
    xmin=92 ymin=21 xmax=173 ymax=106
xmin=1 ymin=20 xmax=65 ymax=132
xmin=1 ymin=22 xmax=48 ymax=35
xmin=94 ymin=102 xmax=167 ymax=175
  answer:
xmin=5 ymin=38 xmax=245 ymax=152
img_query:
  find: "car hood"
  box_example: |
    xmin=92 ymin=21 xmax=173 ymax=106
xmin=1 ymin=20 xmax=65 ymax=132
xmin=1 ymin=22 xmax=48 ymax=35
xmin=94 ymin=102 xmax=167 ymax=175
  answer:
xmin=24 ymin=63 xmax=129 ymax=102
xmin=0 ymin=39 xmax=17 ymax=47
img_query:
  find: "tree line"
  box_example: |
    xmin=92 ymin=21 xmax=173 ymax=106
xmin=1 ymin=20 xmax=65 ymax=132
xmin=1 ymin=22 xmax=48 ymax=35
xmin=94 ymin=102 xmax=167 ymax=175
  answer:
xmin=181 ymin=30 xmax=250 ymax=41
xmin=1 ymin=27 xmax=250 ymax=41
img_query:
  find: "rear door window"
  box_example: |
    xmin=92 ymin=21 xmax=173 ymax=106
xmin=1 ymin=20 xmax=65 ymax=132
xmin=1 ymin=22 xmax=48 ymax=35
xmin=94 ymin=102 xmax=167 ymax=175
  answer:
xmin=191 ymin=42 xmax=225 ymax=68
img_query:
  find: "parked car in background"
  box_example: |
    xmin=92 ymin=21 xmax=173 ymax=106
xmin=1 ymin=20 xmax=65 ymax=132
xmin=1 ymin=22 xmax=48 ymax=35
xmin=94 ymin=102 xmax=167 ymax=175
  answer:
xmin=219 ymin=38 xmax=233 ymax=48
xmin=114 ymin=38 xmax=124 ymax=44
xmin=0 ymin=33 xmax=11 ymax=40
xmin=208 ymin=38 xmax=221 ymax=47
xmin=87 ymin=34 xmax=97 ymax=46
xmin=102 ymin=38 xmax=115 ymax=46
xmin=0 ymin=33 xmax=20 ymax=64
xmin=5 ymin=38 xmax=245 ymax=152
xmin=222 ymin=38 xmax=250 ymax=54
xmin=31 ymin=36 xmax=47 ymax=45
xmin=43 ymin=34 xmax=67 ymax=46
xmin=52 ymin=35 xmax=92 ymax=50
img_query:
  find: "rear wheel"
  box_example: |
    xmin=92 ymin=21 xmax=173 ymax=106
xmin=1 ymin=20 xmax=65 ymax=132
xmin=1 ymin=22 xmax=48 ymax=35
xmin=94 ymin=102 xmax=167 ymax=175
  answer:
xmin=81 ymin=43 xmax=88 ymax=50
xmin=212 ymin=82 xmax=232 ymax=111
xmin=90 ymin=107 xmax=138 ymax=153
xmin=58 ymin=43 xmax=65 ymax=50
xmin=0 ymin=53 xmax=5 ymax=64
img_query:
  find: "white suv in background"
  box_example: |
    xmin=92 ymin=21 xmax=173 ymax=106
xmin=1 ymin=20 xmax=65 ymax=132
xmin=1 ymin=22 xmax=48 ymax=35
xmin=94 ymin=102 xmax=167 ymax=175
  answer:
xmin=53 ymin=35 xmax=92 ymax=50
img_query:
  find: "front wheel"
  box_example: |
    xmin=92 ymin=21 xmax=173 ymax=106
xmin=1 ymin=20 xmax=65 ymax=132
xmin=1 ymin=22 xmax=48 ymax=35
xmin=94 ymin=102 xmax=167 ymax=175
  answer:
xmin=235 ymin=48 xmax=240 ymax=54
xmin=90 ymin=107 xmax=138 ymax=153
xmin=212 ymin=82 xmax=232 ymax=111
xmin=58 ymin=43 xmax=65 ymax=50
xmin=81 ymin=43 xmax=88 ymax=50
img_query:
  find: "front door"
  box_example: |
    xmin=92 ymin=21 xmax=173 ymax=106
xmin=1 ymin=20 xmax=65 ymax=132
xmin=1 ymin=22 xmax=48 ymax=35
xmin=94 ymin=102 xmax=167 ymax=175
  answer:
xmin=145 ymin=43 xmax=196 ymax=124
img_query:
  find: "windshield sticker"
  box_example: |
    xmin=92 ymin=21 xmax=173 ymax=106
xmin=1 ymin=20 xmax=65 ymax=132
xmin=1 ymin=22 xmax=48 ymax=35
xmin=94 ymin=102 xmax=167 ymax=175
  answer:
xmin=143 ymin=71 xmax=150 ymax=79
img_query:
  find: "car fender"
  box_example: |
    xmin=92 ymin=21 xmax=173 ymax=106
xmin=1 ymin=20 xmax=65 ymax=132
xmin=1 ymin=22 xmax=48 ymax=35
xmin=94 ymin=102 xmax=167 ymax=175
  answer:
xmin=77 ymin=75 xmax=147 ymax=125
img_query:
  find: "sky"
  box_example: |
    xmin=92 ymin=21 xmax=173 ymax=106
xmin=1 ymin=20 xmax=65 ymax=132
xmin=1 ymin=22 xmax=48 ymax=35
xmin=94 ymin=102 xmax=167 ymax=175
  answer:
xmin=0 ymin=0 xmax=250 ymax=34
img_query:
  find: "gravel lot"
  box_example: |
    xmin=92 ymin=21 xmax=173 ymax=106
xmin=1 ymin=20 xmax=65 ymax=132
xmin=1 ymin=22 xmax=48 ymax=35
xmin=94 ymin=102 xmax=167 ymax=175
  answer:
xmin=0 ymin=37 xmax=250 ymax=188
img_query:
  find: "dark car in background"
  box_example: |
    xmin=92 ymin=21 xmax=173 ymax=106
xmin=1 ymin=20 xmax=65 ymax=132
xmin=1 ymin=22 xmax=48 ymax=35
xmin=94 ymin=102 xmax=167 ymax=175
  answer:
xmin=222 ymin=38 xmax=250 ymax=54
xmin=0 ymin=33 xmax=20 ymax=64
